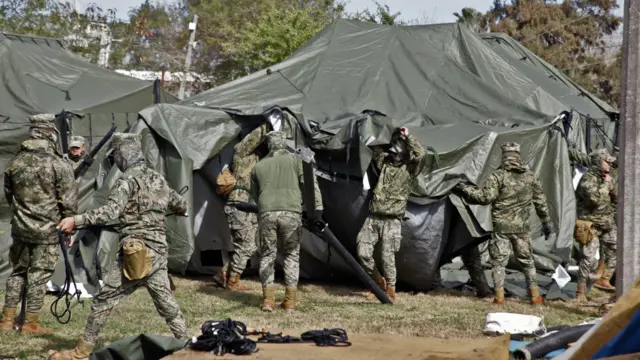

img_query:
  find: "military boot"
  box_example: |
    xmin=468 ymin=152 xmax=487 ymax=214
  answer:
xmin=226 ymin=272 xmax=247 ymax=291
xmin=212 ymin=263 xmax=228 ymax=288
xmin=575 ymin=281 xmax=588 ymax=302
xmin=594 ymin=271 xmax=616 ymax=292
xmin=262 ymin=286 xmax=276 ymax=312
xmin=366 ymin=270 xmax=387 ymax=300
xmin=47 ymin=338 xmax=94 ymax=360
xmin=493 ymin=287 xmax=505 ymax=305
xmin=530 ymin=286 xmax=544 ymax=305
xmin=590 ymin=260 xmax=605 ymax=280
xmin=281 ymin=288 xmax=297 ymax=312
xmin=22 ymin=312 xmax=53 ymax=334
xmin=385 ymin=286 xmax=396 ymax=303
xmin=0 ymin=307 xmax=16 ymax=331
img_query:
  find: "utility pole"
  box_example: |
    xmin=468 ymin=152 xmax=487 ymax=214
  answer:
xmin=178 ymin=14 xmax=198 ymax=100
xmin=616 ymin=0 xmax=640 ymax=298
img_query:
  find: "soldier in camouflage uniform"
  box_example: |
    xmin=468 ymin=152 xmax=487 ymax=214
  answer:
xmin=574 ymin=149 xmax=617 ymax=301
xmin=63 ymin=136 xmax=87 ymax=166
xmin=569 ymin=146 xmax=618 ymax=282
xmin=357 ymin=127 xmax=426 ymax=303
xmin=456 ymin=142 xmax=552 ymax=305
xmin=251 ymin=131 xmax=323 ymax=312
xmin=213 ymin=124 xmax=268 ymax=291
xmin=48 ymin=133 xmax=189 ymax=360
xmin=0 ymin=114 xmax=78 ymax=334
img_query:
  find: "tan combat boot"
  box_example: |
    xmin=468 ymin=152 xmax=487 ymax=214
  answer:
xmin=212 ymin=263 xmax=228 ymax=288
xmin=590 ymin=260 xmax=605 ymax=280
xmin=575 ymin=281 xmax=588 ymax=302
xmin=281 ymin=288 xmax=297 ymax=312
xmin=530 ymin=286 xmax=544 ymax=305
xmin=366 ymin=270 xmax=387 ymax=300
xmin=385 ymin=286 xmax=396 ymax=303
xmin=22 ymin=312 xmax=52 ymax=334
xmin=226 ymin=272 xmax=247 ymax=291
xmin=594 ymin=271 xmax=616 ymax=292
xmin=262 ymin=286 xmax=276 ymax=312
xmin=47 ymin=338 xmax=94 ymax=360
xmin=0 ymin=307 xmax=16 ymax=331
xmin=493 ymin=287 xmax=505 ymax=305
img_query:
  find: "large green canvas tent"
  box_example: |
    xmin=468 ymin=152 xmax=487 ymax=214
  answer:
xmin=122 ymin=20 xmax=617 ymax=291
xmin=0 ymin=32 xmax=177 ymax=289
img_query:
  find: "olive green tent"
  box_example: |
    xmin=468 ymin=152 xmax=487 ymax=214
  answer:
xmin=126 ymin=20 xmax=617 ymax=290
xmin=0 ymin=32 xmax=177 ymax=289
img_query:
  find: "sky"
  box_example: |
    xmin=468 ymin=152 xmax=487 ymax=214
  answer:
xmin=85 ymin=0 xmax=626 ymax=24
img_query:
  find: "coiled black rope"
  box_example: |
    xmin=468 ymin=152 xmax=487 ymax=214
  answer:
xmin=50 ymin=230 xmax=84 ymax=324
xmin=257 ymin=328 xmax=351 ymax=347
xmin=186 ymin=319 xmax=258 ymax=356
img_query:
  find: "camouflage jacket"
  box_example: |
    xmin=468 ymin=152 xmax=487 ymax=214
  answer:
xmin=569 ymin=147 xmax=618 ymax=208
xmin=460 ymin=156 xmax=551 ymax=234
xmin=251 ymin=149 xmax=323 ymax=214
xmin=74 ymin=163 xmax=187 ymax=255
xmin=369 ymin=134 xmax=426 ymax=218
xmin=576 ymin=168 xmax=616 ymax=231
xmin=228 ymin=123 xmax=269 ymax=204
xmin=4 ymin=139 xmax=78 ymax=244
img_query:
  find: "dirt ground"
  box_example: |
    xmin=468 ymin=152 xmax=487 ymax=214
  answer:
xmin=165 ymin=331 xmax=511 ymax=360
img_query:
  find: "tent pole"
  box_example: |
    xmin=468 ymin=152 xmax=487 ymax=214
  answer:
xmin=154 ymin=79 xmax=161 ymax=104
xmin=585 ymin=116 xmax=592 ymax=153
xmin=616 ymin=0 xmax=640 ymax=298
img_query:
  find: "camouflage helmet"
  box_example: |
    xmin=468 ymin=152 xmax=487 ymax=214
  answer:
xmin=266 ymin=131 xmax=286 ymax=150
xmin=501 ymin=142 xmax=521 ymax=153
xmin=69 ymin=136 xmax=86 ymax=148
xmin=109 ymin=133 xmax=144 ymax=171
xmin=28 ymin=113 xmax=59 ymax=145
xmin=590 ymin=148 xmax=615 ymax=164
xmin=28 ymin=114 xmax=57 ymax=130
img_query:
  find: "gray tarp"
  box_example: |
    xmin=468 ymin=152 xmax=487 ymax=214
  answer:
xmin=0 ymin=32 xmax=176 ymax=289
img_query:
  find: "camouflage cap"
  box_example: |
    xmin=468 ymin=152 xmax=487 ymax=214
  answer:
xmin=110 ymin=133 xmax=141 ymax=147
xmin=69 ymin=136 xmax=86 ymax=148
xmin=590 ymin=148 xmax=615 ymax=163
xmin=28 ymin=114 xmax=57 ymax=130
xmin=266 ymin=131 xmax=286 ymax=149
xmin=501 ymin=142 xmax=520 ymax=153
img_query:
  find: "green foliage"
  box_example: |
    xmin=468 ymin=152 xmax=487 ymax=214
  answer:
xmin=454 ymin=0 xmax=622 ymax=108
xmin=348 ymin=1 xmax=402 ymax=25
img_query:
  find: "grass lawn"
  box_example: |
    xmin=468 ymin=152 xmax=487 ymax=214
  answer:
xmin=0 ymin=276 xmax=611 ymax=359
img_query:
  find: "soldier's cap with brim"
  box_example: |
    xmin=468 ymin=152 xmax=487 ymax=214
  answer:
xmin=501 ymin=142 xmax=520 ymax=153
xmin=266 ymin=131 xmax=286 ymax=144
xmin=590 ymin=148 xmax=616 ymax=163
xmin=69 ymin=136 xmax=86 ymax=148
xmin=110 ymin=133 xmax=141 ymax=147
xmin=28 ymin=114 xmax=57 ymax=130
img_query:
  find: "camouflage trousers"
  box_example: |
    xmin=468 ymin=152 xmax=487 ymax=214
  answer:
xmin=431 ymin=244 xmax=489 ymax=293
xmin=4 ymin=238 xmax=59 ymax=313
xmin=224 ymin=205 xmax=258 ymax=276
xmin=82 ymin=248 xmax=187 ymax=344
xmin=356 ymin=216 xmax=401 ymax=287
xmin=489 ymin=233 xmax=537 ymax=289
xmin=578 ymin=225 xmax=617 ymax=283
xmin=258 ymin=211 xmax=302 ymax=288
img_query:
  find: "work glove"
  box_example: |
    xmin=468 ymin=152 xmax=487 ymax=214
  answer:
xmin=82 ymin=155 xmax=94 ymax=167
xmin=542 ymin=224 xmax=552 ymax=241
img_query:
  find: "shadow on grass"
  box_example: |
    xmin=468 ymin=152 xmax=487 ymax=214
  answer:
xmin=196 ymin=284 xmax=263 ymax=307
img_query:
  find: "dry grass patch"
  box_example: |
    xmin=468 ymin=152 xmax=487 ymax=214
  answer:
xmin=0 ymin=276 xmax=611 ymax=359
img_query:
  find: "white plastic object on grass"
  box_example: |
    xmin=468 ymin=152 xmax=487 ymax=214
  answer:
xmin=552 ymin=265 xmax=571 ymax=289
xmin=483 ymin=312 xmax=545 ymax=336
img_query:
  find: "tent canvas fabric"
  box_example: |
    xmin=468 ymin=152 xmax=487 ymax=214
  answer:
xmin=1 ymin=20 xmax=619 ymax=293
xmin=0 ymin=32 xmax=177 ymax=289
xmin=125 ymin=20 xmax=616 ymax=290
